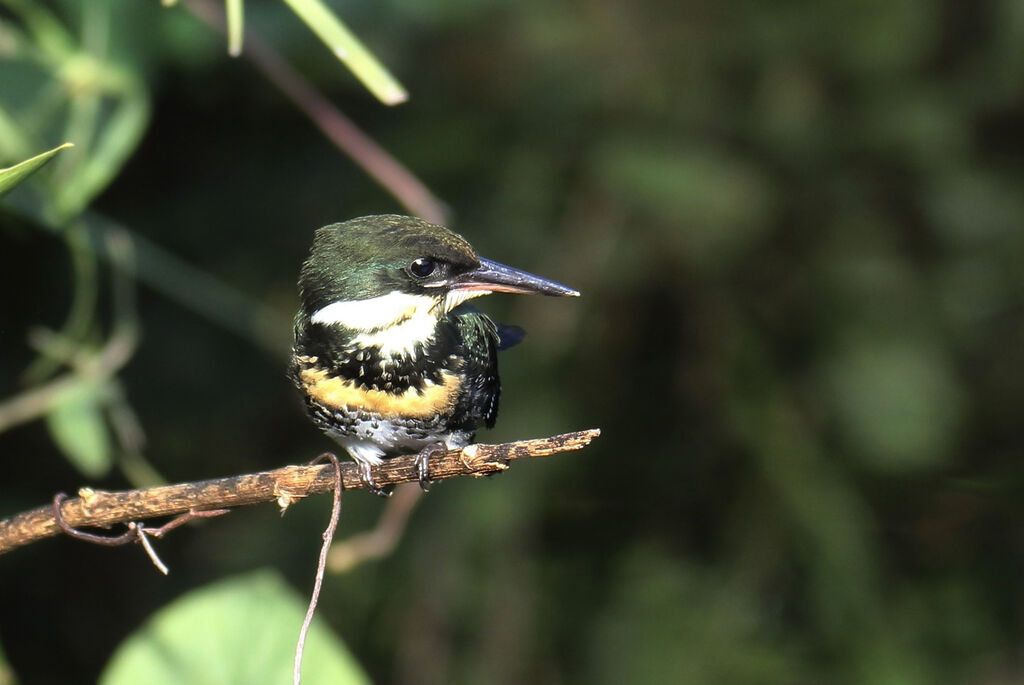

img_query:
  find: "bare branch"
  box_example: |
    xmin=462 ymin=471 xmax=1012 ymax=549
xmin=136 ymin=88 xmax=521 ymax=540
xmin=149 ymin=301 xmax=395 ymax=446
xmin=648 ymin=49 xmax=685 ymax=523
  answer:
xmin=0 ymin=430 xmax=600 ymax=555
xmin=183 ymin=0 xmax=450 ymax=225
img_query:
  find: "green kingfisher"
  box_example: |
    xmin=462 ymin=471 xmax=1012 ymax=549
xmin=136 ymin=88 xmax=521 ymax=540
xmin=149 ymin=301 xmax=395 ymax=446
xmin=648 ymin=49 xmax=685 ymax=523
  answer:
xmin=290 ymin=215 xmax=579 ymax=495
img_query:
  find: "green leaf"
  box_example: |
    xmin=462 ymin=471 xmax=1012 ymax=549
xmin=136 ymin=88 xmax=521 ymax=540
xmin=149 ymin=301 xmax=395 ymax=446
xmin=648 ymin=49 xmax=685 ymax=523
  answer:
xmin=100 ymin=571 xmax=370 ymax=685
xmin=281 ymin=0 xmax=408 ymax=105
xmin=0 ymin=142 xmax=73 ymax=197
xmin=44 ymin=378 xmax=112 ymax=479
xmin=826 ymin=336 xmax=962 ymax=473
xmin=0 ymin=640 xmax=16 ymax=685
xmin=225 ymin=0 xmax=244 ymax=56
xmin=0 ymin=0 xmax=76 ymax=61
xmin=53 ymin=80 xmax=150 ymax=220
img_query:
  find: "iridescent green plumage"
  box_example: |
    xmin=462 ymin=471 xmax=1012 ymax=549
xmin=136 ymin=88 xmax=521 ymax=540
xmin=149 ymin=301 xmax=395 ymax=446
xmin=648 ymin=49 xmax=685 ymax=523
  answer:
xmin=291 ymin=214 xmax=579 ymax=494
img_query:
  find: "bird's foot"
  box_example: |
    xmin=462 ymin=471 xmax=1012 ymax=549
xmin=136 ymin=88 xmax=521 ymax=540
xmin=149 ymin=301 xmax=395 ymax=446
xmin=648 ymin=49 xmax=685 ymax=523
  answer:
xmin=413 ymin=444 xmax=445 ymax=492
xmin=358 ymin=461 xmax=391 ymax=498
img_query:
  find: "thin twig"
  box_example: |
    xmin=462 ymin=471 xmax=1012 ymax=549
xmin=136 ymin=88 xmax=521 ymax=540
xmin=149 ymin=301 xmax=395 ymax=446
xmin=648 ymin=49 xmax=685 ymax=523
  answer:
xmin=135 ymin=525 xmax=169 ymax=575
xmin=294 ymin=453 xmax=343 ymax=685
xmin=327 ymin=483 xmax=422 ymax=573
xmin=52 ymin=493 xmax=230 ymax=572
xmin=0 ymin=430 xmax=600 ymax=554
xmin=182 ymin=0 xmax=449 ymax=225
xmin=51 ymin=493 xmax=137 ymax=546
xmin=147 ymin=508 xmax=231 ymax=538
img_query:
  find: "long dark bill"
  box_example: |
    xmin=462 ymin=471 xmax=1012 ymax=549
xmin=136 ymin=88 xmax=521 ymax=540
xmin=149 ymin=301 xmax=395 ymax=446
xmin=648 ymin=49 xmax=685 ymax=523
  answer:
xmin=452 ymin=257 xmax=580 ymax=297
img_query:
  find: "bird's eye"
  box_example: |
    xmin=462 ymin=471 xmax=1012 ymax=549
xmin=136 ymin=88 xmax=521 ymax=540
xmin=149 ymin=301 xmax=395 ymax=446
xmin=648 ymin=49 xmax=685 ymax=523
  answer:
xmin=409 ymin=257 xmax=437 ymax=279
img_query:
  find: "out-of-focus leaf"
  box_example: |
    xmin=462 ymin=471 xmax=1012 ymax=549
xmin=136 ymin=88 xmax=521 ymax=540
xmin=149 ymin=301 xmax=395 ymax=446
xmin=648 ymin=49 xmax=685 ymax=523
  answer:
xmin=858 ymin=88 xmax=966 ymax=169
xmin=589 ymin=547 xmax=800 ymax=684
xmin=937 ymin=257 xmax=1006 ymax=331
xmin=986 ymin=0 xmax=1024 ymax=102
xmin=592 ymin=139 xmax=772 ymax=267
xmin=0 ymin=104 xmax=32 ymax=163
xmin=0 ymin=640 xmax=16 ymax=685
xmin=100 ymin=570 xmax=370 ymax=685
xmin=0 ymin=0 xmax=76 ymax=61
xmin=225 ymin=0 xmax=243 ymax=56
xmin=0 ymin=142 xmax=72 ymax=196
xmin=281 ymin=0 xmax=407 ymax=105
xmin=0 ymin=17 xmax=25 ymax=60
xmin=826 ymin=337 xmax=962 ymax=473
xmin=54 ymin=81 xmax=149 ymax=220
xmin=825 ymin=0 xmax=938 ymax=74
xmin=924 ymin=170 xmax=1024 ymax=248
xmin=44 ymin=377 xmax=112 ymax=478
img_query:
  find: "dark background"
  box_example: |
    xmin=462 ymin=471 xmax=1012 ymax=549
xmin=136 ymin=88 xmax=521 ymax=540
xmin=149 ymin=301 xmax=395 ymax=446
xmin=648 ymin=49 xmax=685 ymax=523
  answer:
xmin=3 ymin=0 xmax=1024 ymax=682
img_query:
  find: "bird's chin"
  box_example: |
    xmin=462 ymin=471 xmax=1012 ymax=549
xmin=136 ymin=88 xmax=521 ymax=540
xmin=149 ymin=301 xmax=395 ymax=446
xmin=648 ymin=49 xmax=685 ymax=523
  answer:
xmin=441 ymin=287 xmax=492 ymax=313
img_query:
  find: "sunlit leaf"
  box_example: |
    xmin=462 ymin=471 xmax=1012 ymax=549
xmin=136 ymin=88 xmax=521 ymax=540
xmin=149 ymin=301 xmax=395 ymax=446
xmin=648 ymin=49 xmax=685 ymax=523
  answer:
xmin=0 ymin=142 xmax=72 ymax=197
xmin=0 ymin=640 xmax=15 ymax=685
xmin=44 ymin=377 xmax=112 ymax=479
xmin=281 ymin=0 xmax=408 ymax=105
xmin=100 ymin=571 xmax=370 ymax=685
xmin=225 ymin=0 xmax=244 ymax=56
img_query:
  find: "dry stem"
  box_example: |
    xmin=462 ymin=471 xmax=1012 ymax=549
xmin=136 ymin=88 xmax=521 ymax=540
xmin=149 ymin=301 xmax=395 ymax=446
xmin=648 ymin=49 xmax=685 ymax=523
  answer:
xmin=0 ymin=430 xmax=599 ymax=555
xmin=183 ymin=0 xmax=449 ymax=225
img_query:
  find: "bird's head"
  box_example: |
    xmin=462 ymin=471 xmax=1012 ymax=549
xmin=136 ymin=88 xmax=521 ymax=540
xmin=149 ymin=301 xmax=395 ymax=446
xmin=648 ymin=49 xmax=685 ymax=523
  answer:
xmin=298 ymin=215 xmax=578 ymax=337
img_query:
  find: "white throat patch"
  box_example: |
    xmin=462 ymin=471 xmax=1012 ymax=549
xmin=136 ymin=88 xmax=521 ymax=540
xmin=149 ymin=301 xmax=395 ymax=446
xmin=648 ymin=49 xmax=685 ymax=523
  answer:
xmin=311 ymin=289 xmax=490 ymax=357
xmin=311 ymin=291 xmax=432 ymax=330
xmin=310 ymin=291 xmax=437 ymax=357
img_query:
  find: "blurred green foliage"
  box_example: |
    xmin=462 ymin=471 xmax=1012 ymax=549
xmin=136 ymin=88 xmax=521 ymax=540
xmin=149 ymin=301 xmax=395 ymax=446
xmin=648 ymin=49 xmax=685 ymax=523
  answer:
xmin=101 ymin=570 xmax=369 ymax=684
xmin=3 ymin=0 xmax=1024 ymax=683
xmin=43 ymin=375 xmax=113 ymax=477
xmin=0 ymin=643 xmax=12 ymax=685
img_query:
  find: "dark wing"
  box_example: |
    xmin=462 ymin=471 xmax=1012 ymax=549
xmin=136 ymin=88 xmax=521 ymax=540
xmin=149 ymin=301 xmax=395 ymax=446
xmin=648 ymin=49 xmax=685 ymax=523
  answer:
xmin=451 ymin=306 xmax=502 ymax=429
xmin=496 ymin=324 xmax=526 ymax=351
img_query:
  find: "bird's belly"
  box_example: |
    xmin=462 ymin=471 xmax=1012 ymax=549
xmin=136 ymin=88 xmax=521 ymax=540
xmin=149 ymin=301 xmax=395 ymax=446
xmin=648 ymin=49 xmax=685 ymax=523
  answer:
xmin=295 ymin=360 xmax=477 ymax=465
xmin=299 ymin=366 xmax=461 ymax=418
xmin=307 ymin=400 xmax=472 ymax=465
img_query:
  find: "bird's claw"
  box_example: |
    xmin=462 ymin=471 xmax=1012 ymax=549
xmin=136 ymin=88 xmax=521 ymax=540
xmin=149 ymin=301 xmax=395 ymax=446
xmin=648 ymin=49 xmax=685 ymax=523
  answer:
xmin=358 ymin=461 xmax=391 ymax=498
xmin=414 ymin=444 xmax=444 ymax=492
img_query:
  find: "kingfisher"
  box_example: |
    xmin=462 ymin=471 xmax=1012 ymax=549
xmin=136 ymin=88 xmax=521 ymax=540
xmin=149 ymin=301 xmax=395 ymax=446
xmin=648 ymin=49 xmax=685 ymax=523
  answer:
xmin=290 ymin=214 xmax=579 ymax=496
